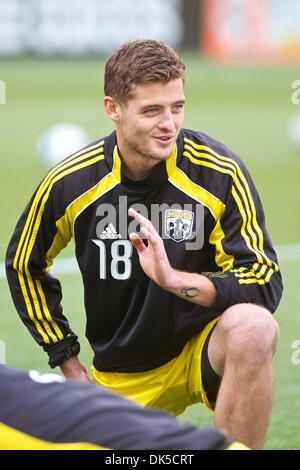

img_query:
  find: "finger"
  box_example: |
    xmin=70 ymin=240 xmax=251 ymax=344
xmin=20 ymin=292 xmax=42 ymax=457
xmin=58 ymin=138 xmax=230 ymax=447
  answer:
xmin=128 ymin=208 xmax=157 ymax=236
xmin=129 ymin=232 xmax=147 ymax=254
xmin=141 ymin=226 xmax=159 ymax=246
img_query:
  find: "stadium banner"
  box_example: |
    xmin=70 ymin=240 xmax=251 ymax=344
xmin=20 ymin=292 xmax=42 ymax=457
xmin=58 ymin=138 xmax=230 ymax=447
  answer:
xmin=0 ymin=0 xmax=183 ymax=55
xmin=201 ymin=0 xmax=300 ymax=64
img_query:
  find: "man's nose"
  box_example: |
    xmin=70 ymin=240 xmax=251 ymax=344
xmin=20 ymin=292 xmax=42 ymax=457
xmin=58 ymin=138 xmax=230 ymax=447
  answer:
xmin=157 ymin=109 xmax=176 ymax=131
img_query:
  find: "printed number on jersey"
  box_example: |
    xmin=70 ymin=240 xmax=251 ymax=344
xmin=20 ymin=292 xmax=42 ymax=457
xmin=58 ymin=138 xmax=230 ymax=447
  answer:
xmin=93 ymin=240 xmax=133 ymax=280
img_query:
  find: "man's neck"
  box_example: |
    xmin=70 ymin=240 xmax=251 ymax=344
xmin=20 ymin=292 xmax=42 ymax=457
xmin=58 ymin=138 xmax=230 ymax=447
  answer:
xmin=121 ymin=158 xmax=158 ymax=181
xmin=116 ymin=139 xmax=160 ymax=181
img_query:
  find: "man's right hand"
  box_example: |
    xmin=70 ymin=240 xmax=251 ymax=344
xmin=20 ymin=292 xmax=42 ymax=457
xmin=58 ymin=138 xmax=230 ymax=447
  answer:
xmin=60 ymin=356 xmax=91 ymax=384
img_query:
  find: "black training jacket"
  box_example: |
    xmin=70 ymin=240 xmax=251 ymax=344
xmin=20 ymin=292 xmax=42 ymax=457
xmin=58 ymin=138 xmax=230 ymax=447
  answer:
xmin=5 ymin=129 xmax=283 ymax=371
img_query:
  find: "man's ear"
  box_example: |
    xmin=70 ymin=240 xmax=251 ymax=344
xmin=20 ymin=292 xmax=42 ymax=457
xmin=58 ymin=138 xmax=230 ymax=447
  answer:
xmin=103 ymin=96 xmax=121 ymax=122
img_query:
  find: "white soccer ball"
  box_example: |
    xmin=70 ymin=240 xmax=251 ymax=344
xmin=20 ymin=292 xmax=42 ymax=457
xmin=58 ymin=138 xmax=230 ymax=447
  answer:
xmin=37 ymin=123 xmax=90 ymax=168
xmin=287 ymin=112 xmax=300 ymax=150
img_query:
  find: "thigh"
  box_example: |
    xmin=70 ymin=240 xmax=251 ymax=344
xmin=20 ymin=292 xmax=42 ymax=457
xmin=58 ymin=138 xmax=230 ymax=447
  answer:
xmin=91 ymin=366 xmax=163 ymax=408
xmin=91 ymin=318 xmax=222 ymax=416
xmin=92 ymin=352 xmax=196 ymax=416
xmin=91 ymin=325 xmax=215 ymax=417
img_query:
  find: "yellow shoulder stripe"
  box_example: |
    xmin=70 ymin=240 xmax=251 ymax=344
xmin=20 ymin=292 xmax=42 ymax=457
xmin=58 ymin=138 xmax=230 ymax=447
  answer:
xmin=166 ymin=144 xmax=225 ymax=221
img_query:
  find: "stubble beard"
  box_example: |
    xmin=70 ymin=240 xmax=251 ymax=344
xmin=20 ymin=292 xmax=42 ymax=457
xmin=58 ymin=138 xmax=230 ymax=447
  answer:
xmin=125 ymin=133 xmax=175 ymax=165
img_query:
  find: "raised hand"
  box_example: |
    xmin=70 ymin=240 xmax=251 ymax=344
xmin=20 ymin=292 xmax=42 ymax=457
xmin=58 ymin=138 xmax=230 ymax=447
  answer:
xmin=128 ymin=208 xmax=175 ymax=289
xmin=128 ymin=208 xmax=216 ymax=307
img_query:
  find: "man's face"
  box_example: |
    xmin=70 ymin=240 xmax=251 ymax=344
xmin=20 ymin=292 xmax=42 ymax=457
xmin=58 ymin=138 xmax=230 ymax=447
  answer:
xmin=115 ymin=78 xmax=185 ymax=169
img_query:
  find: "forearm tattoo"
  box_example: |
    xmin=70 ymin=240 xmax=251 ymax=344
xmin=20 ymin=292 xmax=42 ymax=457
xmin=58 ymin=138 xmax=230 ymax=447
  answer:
xmin=180 ymin=287 xmax=199 ymax=298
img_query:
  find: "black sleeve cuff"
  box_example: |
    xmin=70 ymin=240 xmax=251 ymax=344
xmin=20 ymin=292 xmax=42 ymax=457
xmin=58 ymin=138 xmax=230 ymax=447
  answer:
xmin=43 ymin=333 xmax=80 ymax=369
xmin=202 ymin=271 xmax=244 ymax=313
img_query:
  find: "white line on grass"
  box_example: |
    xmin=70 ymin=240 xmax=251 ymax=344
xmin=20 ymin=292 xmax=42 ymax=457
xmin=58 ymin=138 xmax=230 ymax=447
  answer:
xmin=0 ymin=243 xmax=299 ymax=280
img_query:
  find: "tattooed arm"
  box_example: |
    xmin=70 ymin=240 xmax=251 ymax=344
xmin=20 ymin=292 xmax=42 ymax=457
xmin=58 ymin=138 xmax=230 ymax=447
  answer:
xmin=167 ymin=270 xmax=216 ymax=307
xmin=128 ymin=208 xmax=216 ymax=308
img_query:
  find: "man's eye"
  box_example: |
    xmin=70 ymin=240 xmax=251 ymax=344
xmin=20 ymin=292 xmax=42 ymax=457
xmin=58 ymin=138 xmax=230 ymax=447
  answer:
xmin=173 ymin=104 xmax=184 ymax=112
xmin=145 ymin=108 xmax=158 ymax=114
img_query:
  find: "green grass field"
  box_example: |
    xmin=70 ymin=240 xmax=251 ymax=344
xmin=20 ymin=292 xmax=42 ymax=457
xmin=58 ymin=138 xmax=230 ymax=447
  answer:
xmin=0 ymin=53 xmax=300 ymax=450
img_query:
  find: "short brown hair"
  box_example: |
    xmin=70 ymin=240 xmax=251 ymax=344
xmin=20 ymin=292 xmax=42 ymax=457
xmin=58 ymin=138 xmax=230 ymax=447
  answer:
xmin=104 ymin=39 xmax=186 ymax=104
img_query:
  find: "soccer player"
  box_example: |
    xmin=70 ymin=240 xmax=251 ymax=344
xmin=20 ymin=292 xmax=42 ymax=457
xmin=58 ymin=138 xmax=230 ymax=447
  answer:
xmin=5 ymin=40 xmax=282 ymax=450
xmin=0 ymin=364 xmax=248 ymax=450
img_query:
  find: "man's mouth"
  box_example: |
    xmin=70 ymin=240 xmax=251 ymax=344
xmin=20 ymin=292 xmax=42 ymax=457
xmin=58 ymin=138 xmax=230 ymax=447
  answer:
xmin=153 ymin=135 xmax=174 ymax=144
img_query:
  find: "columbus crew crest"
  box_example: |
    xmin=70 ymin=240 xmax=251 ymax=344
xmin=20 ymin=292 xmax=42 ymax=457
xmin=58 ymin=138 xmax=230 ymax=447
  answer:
xmin=165 ymin=209 xmax=194 ymax=242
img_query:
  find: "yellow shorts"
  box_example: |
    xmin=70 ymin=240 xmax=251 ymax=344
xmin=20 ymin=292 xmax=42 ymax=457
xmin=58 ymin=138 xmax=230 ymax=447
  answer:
xmin=91 ymin=316 xmax=220 ymax=416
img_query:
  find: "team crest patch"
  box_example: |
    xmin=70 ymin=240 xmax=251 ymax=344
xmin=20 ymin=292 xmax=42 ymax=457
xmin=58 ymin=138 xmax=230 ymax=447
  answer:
xmin=165 ymin=209 xmax=194 ymax=242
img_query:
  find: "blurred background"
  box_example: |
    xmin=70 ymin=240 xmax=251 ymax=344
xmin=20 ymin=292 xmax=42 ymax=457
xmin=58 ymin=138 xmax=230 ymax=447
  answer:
xmin=0 ymin=0 xmax=300 ymax=449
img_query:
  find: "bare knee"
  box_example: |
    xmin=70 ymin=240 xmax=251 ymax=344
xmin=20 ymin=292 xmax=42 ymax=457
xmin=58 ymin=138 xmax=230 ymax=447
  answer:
xmin=210 ymin=303 xmax=280 ymax=374
xmin=224 ymin=304 xmax=279 ymax=361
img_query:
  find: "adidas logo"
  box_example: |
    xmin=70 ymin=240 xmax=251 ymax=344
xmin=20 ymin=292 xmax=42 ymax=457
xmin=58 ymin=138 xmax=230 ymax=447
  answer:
xmin=100 ymin=223 xmax=122 ymax=239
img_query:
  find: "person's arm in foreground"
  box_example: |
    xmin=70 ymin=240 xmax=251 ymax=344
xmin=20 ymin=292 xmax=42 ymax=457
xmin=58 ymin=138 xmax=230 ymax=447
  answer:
xmin=0 ymin=365 xmax=249 ymax=450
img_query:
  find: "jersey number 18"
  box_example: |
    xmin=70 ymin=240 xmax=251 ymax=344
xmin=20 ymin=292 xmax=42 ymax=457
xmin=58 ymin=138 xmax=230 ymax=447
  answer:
xmin=93 ymin=240 xmax=133 ymax=280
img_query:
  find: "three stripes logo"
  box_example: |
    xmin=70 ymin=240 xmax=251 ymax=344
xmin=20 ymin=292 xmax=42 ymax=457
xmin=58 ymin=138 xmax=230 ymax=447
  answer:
xmin=100 ymin=223 xmax=121 ymax=239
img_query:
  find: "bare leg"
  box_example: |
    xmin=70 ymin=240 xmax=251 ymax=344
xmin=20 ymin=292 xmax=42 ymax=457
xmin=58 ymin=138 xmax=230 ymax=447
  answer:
xmin=207 ymin=304 xmax=279 ymax=450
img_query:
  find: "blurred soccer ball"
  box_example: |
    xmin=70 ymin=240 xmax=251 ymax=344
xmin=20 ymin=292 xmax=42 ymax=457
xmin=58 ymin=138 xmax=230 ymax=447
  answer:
xmin=37 ymin=123 xmax=90 ymax=168
xmin=287 ymin=112 xmax=300 ymax=150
